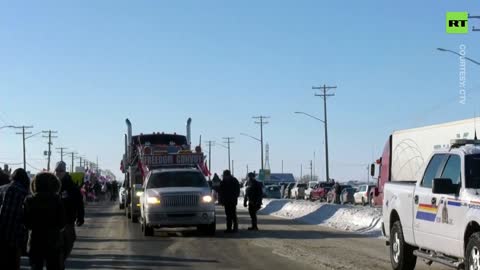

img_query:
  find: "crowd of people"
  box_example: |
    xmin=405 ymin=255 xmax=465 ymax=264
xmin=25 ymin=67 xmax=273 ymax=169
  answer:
xmin=0 ymin=161 xmax=85 ymax=270
xmin=80 ymin=179 xmax=118 ymax=203
xmin=211 ymin=170 xmax=264 ymax=233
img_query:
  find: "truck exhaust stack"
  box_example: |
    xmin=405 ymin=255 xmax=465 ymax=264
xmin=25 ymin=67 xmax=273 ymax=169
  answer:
xmin=186 ymin=118 xmax=192 ymax=146
xmin=126 ymin=119 xmax=132 ymax=157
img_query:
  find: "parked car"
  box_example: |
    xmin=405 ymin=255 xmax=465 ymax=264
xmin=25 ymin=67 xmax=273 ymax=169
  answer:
xmin=354 ymin=184 xmax=376 ymax=205
xmin=326 ymin=185 xmax=352 ymax=203
xmin=284 ymin=183 xmax=295 ymax=199
xmin=119 ymin=181 xmax=127 ymax=210
xmin=304 ymin=181 xmax=318 ymax=200
xmin=310 ymin=182 xmax=334 ymax=201
xmin=263 ymin=185 xmax=282 ymax=199
xmin=340 ymin=187 xmax=356 ymax=204
xmin=290 ymin=183 xmax=307 ymax=199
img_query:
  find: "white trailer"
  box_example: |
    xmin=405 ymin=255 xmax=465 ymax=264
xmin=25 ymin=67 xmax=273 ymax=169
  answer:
xmin=390 ymin=117 xmax=480 ymax=182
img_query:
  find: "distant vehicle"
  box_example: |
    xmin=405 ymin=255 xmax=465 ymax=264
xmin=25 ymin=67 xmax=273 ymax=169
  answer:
xmin=310 ymin=182 xmax=334 ymax=201
xmin=290 ymin=183 xmax=307 ymax=199
xmin=371 ymin=117 xmax=480 ymax=207
xmin=304 ymin=181 xmax=318 ymax=200
xmin=383 ymin=139 xmax=480 ymax=270
xmin=119 ymin=181 xmax=127 ymax=210
xmin=263 ymin=185 xmax=282 ymax=199
xmin=139 ymin=168 xmax=215 ymax=237
xmin=326 ymin=185 xmax=352 ymax=204
xmin=354 ymin=184 xmax=376 ymax=205
xmin=340 ymin=187 xmax=356 ymax=205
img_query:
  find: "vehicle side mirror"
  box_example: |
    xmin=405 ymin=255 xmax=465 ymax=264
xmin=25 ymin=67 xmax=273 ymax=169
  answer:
xmin=370 ymin=164 xmax=375 ymax=177
xmin=432 ymin=178 xmax=458 ymax=195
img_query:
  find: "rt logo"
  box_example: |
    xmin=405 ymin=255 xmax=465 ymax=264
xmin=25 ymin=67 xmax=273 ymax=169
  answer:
xmin=446 ymin=12 xmax=480 ymax=34
xmin=446 ymin=12 xmax=468 ymax=34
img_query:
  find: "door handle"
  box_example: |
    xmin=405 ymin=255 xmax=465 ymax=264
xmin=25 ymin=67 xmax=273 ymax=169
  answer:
xmin=414 ymin=195 xmax=419 ymax=204
xmin=431 ymin=197 xmax=437 ymax=205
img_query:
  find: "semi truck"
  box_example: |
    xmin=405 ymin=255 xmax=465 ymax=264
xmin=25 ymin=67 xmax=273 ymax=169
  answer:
xmin=121 ymin=118 xmax=208 ymax=223
xmin=370 ymin=117 xmax=480 ymax=207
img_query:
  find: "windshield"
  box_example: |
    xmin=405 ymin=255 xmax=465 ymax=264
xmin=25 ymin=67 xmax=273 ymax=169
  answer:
xmin=466 ymin=154 xmax=480 ymax=188
xmin=147 ymin=171 xmax=208 ymax=188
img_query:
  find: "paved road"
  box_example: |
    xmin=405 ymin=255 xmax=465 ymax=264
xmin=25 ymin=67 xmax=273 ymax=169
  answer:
xmin=21 ymin=201 xmax=449 ymax=270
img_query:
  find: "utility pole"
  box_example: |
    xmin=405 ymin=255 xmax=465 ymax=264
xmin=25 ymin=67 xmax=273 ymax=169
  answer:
xmin=313 ymin=151 xmax=316 ymax=181
xmin=42 ymin=130 xmax=58 ymax=171
xmin=56 ymin=147 xmax=68 ymax=162
xmin=222 ymin=137 xmax=234 ymax=171
xmin=232 ymin=160 xmax=234 ymax=176
xmin=246 ymin=164 xmax=249 ymax=174
xmin=282 ymin=160 xmax=284 ymax=173
xmin=300 ymin=164 xmax=303 ymax=179
xmin=14 ymin=126 xmax=34 ymax=170
xmin=66 ymin=152 xmax=77 ymax=173
xmin=313 ymin=84 xmax=337 ymax=183
xmin=253 ymin=116 xmax=270 ymax=171
xmin=310 ymin=160 xmax=313 ymax=181
xmin=206 ymin=140 xmax=214 ymax=179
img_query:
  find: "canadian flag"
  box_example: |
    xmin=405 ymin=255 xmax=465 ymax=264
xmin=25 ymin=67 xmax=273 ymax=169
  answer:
xmin=200 ymin=161 xmax=211 ymax=177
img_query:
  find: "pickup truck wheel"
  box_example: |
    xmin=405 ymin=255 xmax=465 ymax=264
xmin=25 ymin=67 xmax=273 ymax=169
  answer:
xmin=390 ymin=221 xmax=417 ymax=270
xmin=465 ymin=232 xmax=480 ymax=270
xmin=143 ymin=223 xmax=154 ymax=237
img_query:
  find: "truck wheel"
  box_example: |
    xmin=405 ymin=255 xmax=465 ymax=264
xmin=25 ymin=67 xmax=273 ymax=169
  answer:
xmin=390 ymin=221 xmax=417 ymax=270
xmin=143 ymin=223 xmax=154 ymax=237
xmin=465 ymin=232 xmax=480 ymax=270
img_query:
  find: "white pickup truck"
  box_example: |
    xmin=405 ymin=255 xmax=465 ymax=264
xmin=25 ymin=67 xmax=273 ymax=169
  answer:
xmin=383 ymin=139 xmax=480 ymax=270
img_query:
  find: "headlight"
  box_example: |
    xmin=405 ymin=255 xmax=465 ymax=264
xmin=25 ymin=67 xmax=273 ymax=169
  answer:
xmin=202 ymin=195 xmax=213 ymax=203
xmin=136 ymin=191 xmax=144 ymax=197
xmin=147 ymin=196 xmax=160 ymax=204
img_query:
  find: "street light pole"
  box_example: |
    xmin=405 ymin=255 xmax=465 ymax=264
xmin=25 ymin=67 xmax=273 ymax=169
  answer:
xmin=437 ymin=48 xmax=480 ymax=66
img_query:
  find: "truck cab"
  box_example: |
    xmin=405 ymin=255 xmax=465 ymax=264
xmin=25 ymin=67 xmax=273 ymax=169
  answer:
xmin=383 ymin=140 xmax=480 ymax=270
xmin=139 ymin=168 xmax=215 ymax=236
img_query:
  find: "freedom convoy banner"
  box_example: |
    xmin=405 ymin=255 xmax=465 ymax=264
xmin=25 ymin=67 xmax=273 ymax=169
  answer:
xmin=142 ymin=153 xmax=204 ymax=167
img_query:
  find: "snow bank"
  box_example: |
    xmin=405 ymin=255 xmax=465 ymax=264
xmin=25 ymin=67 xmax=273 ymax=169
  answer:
xmin=255 ymin=199 xmax=382 ymax=236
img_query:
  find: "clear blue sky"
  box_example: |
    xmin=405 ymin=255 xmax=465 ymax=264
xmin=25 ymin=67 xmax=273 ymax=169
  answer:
xmin=1 ymin=1 xmax=479 ymax=181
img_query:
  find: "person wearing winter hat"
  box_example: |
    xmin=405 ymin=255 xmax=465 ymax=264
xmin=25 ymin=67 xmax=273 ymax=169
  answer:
xmin=54 ymin=161 xmax=84 ymax=266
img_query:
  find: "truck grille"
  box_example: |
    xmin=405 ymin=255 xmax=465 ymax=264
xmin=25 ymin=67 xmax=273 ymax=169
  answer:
xmin=161 ymin=194 xmax=199 ymax=207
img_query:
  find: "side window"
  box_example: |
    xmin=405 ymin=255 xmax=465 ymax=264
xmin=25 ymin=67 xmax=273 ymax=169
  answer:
xmin=422 ymin=154 xmax=446 ymax=188
xmin=441 ymin=155 xmax=461 ymax=185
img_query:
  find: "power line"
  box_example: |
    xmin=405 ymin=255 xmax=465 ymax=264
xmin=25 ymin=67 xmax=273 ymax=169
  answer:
xmin=42 ymin=130 xmax=58 ymax=171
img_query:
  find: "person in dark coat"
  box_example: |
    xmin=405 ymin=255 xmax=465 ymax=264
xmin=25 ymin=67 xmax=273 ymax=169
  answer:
xmin=219 ymin=170 xmax=240 ymax=233
xmin=211 ymin=173 xmax=221 ymax=203
xmin=24 ymin=172 xmax=66 ymax=270
xmin=54 ymin=161 xmax=84 ymax=266
xmin=0 ymin=169 xmax=10 ymax=186
xmin=0 ymin=168 xmax=30 ymax=270
xmin=334 ymin=182 xmax=341 ymax=204
xmin=244 ymin=172 xmax=263 ymax=231
xmin=111 ymin=180 xmax=118 ymax=202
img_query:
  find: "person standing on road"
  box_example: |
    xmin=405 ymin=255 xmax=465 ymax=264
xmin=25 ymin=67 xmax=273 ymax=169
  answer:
xmin=219 ymin=170 xmax=240 ymax=233
xmin=334 ymin=182 xmax=341 ymax=204
xmin=0 ymin=168 xmax=30 ymax=270
xmin=25 ymin=172 xmax=66 ymax=270
xmin=244 ymin=172 xmax=263 ymax=231
xmin=111 ymin=180 xmax=118 ymax=202
xmin=54 ymin=161 xmax=84 ymax=266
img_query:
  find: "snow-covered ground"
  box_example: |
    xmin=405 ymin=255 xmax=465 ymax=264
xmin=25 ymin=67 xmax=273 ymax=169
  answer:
xmin=242 ymin=198 xmax=382 ymax=237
